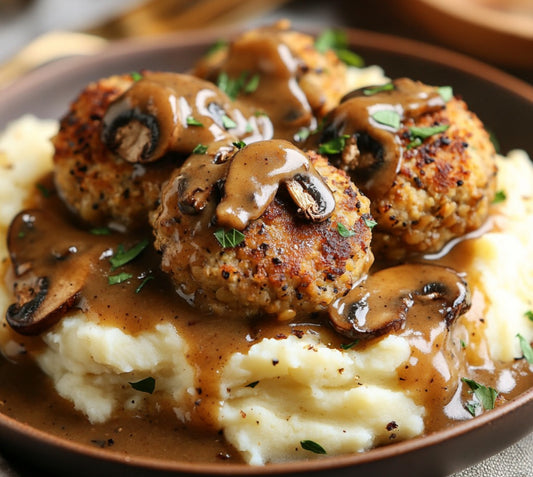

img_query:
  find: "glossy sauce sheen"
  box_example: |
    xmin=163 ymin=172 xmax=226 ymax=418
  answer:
xmin=1 ymin=72 xmax=532 ymax=465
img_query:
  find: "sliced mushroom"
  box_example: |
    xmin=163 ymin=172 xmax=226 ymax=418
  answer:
xmin=6 ymin=209 xmax=93 ymax=335
xmin=328 ymin=263 xmax=470 ymax=340
xmin=102 ymin=72 xmax=246 ymax=163
xmin=319 ymin=78 xmax=445 ymax=199
xmin=216 ymin=139 xmax=335 ymax=230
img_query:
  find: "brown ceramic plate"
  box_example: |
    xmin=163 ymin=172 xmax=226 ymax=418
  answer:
xmin=0 ymin=26 xmax=532 ymax=477
xmin=402 ymin=0 xmax=533 ymax=68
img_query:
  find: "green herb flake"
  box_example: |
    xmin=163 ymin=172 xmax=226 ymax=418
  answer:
xmin=492 ymin=190 xmax=507 ymax=204
xmin=465 ymin=400 xmax=480 ymax=417
xmin=340 ymin=339 xmax=359 ymax=350
xmin=90 ymin=227 xmax=111 ymax=236
xmin=294 ymin=127 xmax=310 ymax=142
xmin=206 ymin=39 xmax=228 ymax=56
xmin=363 ymin=83 xmax=394 ymax=96
xmin=407 ymin=137 xmax=423 ymax=150
xmin=130 ymin=72 xmax=143 ymax=82
xmin=110 ymin=239 xmax=149 ymax=270
xmin=337 ymin=223 xmax=356 ymax=238
xmin=214 ymin=228 xmax=245 ymax=248
xmin=135 ymin=275 xmax=154 ymax=294
xmin=232 ymin=140 xmax=246 ymax=150
xmin=222 ymin=114 xmax=237 ymax=130
xmin=129 ymin=377 xmax=155 ymax=394
xmin=36 ymin=183 xmax=51 ymax=198
xmin=517 ymin=334 xmax=533 ymax=364
xmin=245 ymin=122 xmax=254 ymax=133
xmin=186 ymin=116 xmax=204 ymax=127
xmin=245 ymin=380 xmax=259 ymax=388
xmin=300 ymin=439 xmax=327 ymax=455
xmin=461 ymin=377 xmax=498 ymax=411
xmin=244 ymin=73 xmax=260 ymax=93
xmin=315 ymin=28 xmax=347 ymax=53
xmin=364 ymin=217 xmax=378 ymax=229
xmin=108 ymin=272 xmax=133 ymax=285
xmin=217 ymin=71 xmax=248 ymax=100
xmin=438 ymin=86 xmax=453 ymax=103
xmin=409 ymin=124 xmax=449 ymax=140
xmin=318 ymin=134 xmax=349 ymax=155
xmin=371 ymin=110 xmax=401 ymax=130
xmin=525 ymin=310 xmax=533 ymax=322
xmin=192 ymin=144 xmax=208 ymax=155
xmin=460 ymin=339 xmax=467 ymax=349
xmin=335 ymin=48 xmax=364 ymax=67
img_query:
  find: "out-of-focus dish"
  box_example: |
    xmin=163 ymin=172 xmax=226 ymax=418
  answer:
xmin=403 ymin=0 xmax=533 ymax=68
xmin=0 ymin=25 xmax=532 ymax=477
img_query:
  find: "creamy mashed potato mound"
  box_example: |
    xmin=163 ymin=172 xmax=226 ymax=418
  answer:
xmin=1 ymin=115 xmax=533 ymax=465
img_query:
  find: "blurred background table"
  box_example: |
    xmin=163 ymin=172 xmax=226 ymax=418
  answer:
xmin=0 ymin=0 xmax=532 ymax=476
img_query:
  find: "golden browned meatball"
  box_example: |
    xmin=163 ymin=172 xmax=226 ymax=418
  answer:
xmin=52 ymin=74 xmax=178 ymax=230
xmin=314 ymin=78 xmax=497 ymax=260
xmin=151 ymin=140 xmax=374 ymax=318
xmin=193 ymin=20 xmax=351 ymax=142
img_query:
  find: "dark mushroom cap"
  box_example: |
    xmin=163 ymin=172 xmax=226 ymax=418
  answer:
xmin=328 ymin=263 xmax=470 ymax=340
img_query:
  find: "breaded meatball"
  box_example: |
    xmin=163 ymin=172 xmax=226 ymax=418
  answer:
xmin=151 ymin=141 xmax=374 ymax=318
xmin=315 ymin=78 xmax=497 ymax=260
xmin=52 ymin=74 xmax=178 ymax=230
xmin=193 ymin=20 xmax=351 ymax=141
xmin=371 ymin=97 xmax=497 ymax=259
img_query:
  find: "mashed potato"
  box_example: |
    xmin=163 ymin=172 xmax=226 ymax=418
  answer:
xmin=1 ymin=114 xmax=533 ymax=465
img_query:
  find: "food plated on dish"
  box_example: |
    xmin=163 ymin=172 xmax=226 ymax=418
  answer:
xmin=0 ymin=20 xmax=532 ymax=472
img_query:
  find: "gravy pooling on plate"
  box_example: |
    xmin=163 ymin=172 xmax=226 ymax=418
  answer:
xmin=0 ymin=21 xmax=532 ymax=465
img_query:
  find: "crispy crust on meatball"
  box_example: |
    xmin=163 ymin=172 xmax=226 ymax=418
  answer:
xmin=371 ymin=98 xmax=498 ymax=260
xmin=52 ymin=74 xmax=178 ymax=230
xmin=151 ymin=151 xmax=374 ymax=317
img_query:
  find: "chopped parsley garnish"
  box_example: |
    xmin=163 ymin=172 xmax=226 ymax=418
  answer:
xmin=129 ymin=377 xmax=156 ymax=394
xmin=314 ymin=29 xmax=364 ymax=67
xmin=438 ymin=85 xmax=453 ymax=103
xmin=245 ymin=381 xmax=259 ymax=388
xmin=300 ymin=439 xmax=327 ymax=454
xmin=186 ymin=116 xmax=204 ymax=127
xmin=409 ymin=124 xmax=449 ymax=140
xmin=489 ymin=130 xmax=501 ymax=154
xmin=525 ymin=310 xmax=533 ymax=322
xmin=340 ymin=339 xmax=359 ymax=350
xmin=222 ymin=114 xmax=237 ymax=130
xmin=461 ymin=377 xmax=498 ymax=414
xmin=363 ymin=83 xmax=394 ymax=96
xmin=517 ymin=334 xmax=533 ymax=364
xmin=110 ymin=239 xmax=149 ymax=270
xmin=492 ymin=190 xmax=507 ymax=204
xmin=214 ymin=228 xmax=245 ymax=248
xmin=465 ymin=401 xmax=480 ymax=417
xmin=294 ymin=127 xmax=310 ymax=142
xmin=337 ymin=223 xmax=356 ymax=237
xmin=460 ymin=339 xmax=467 ymax=349
xmin=371 ymin=110 xmax=401 ymax=130
xmin=206 ymin=39 xmax=228 ymax=56
xmin=217 ymin=71 xmax=249 ymax=100
xmin=407 ymin=124 xmax=449 ymax=149
xmin=108 ymin=272 xmax=133 ymax=285
xmin=135 ymin=275 xmax=154 ymax=294
xmin=130 ymin=72 xmax=143 ymax=82
xmin=232 ymin=140 xmax=246 ymax=149
xmin=90 ymin=227 xmax=111 ymax=235
xmin=36 ymin=183 xmax=51 ymax=198
xmin=318 ymin=134 xmax=349 ymax=155
xmin=245 ymin=122 xmax=254 ymax=133
xmin=364 ymin=217 xmax=378 ymax=229
xmin=193 ymin=144 xmax=208 ymax=155
xmin=244 ymin=73 xmax=260 ymax=93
